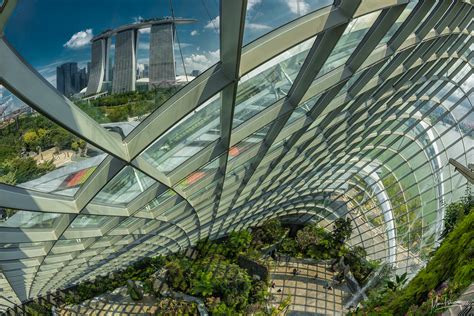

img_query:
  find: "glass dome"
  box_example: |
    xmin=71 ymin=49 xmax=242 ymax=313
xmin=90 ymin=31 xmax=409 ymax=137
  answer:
xmin=0 ymin=0 xmax=472 ymax=311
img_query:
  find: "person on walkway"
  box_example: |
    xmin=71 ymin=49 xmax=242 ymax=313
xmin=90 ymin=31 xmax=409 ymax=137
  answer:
xmin=328 ymin=281 xmax=333 ymax=291
xmin=324 ymin=281 xmax=331 ymax=290
xmin=292 ymin=268 xmax=298 ymax=276
xmin=271 ymin=281 xmax=276 ymax=289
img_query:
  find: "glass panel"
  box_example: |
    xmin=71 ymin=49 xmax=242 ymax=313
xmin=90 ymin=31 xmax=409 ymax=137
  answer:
xmin=0 ymin=210 xmax=61 ymax=228
xmin=140 ymin=93 xmax=221 ymax=173
xmin=286 ymin=94 xmax=321 ymax=126
xmin=316 ymin=11 xmax=381 ymax=78
xmin=229 ymin=124 xmax=270 ymax=163
xmin=377 ymin=2 xmax=417 ymax=47
xmin=93 ymin=166 xmax=155 ymax=204
xmin=0 ymin=86 xmax=105 ymax=196
xmin=69 ymin=214 xmax=111 ymax=229
xmin=233 ymin=36 xmax=316 ymax=128
xmin=175 ymin=156 xmax=220 ymax=192
xmin=138 ymin=189 xmax=177 ymax=218
xmin=243 ymin=0 xmax=333 ymax=45
xmin=5 ymin=0 xmax=220 ymax=135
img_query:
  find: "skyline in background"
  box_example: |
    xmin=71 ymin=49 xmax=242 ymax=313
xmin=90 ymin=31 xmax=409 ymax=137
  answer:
xmin=3 ymin=0 xmax=332 ymax=87
xmin=0 ymin=0 xmax=336 ymax=115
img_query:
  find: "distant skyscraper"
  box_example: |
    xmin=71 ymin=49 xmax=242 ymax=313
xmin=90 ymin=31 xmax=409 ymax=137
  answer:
xmin=143 ymin=64 xmax=149 ymax=78
xmin=136 ymin=63 xmax=149 ymax=79
xmin=149 ymin=23 xmax=175 ymax=86
xmin=86 ymin=62 xmax=92 ymax=79
xmin=57 ymin=62 xmax=88 ymax=96
xmin=86 ymin=18 xmax=196 ymax=95
xmin=112 ymin=29 xmax=138 ymax=94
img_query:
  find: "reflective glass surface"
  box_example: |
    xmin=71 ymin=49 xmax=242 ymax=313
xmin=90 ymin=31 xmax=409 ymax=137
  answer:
xmin=0 ymin=1 xmax=472 ymax=312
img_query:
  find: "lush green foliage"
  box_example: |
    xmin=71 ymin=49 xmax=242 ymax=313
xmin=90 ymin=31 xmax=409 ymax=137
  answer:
xmin=295 ymin=224 xmax=334 ymax=259
xmin=0 ymin=88 xmax=178 ymax=186
xmin=0 ymin=157 xmax=55 ymax=185
xmin=0 ymin=114 xmax=82 ymax=184
xmin=344 ymin=246 xmax=379 ymax=284
xmin=251 ymin=218 xmax=287 ymax=249
xmin=75 ymin=87 xmax=178 ymax=123
xmin=127 ymin=280 xmax=144 ymax=301
xmin=32 ymin=224 xmax=272 ymax=315
xmin=382 ymin=174 xmax=423 ymax=250
xmin=442 ymin=190 xmax=472 ymax=237
xmin=278 ymin=221 xmax=377 ymax=284
xmin=154 ymin=298 xmax=198 ymax=315
xmin=355 ymin=197 xmax=474 ymax=315
xmin=24 ymin=301 xmax=53 ymax=316
xmin=64 ymin=257 xmax=165 ymax=305
xmin=196 ymin=230 xmax=253 ymax=260
xmin=332 ymin=217 xmax=353 ymax=249
xmin=165 ymin=256 xmax=253 ymax=313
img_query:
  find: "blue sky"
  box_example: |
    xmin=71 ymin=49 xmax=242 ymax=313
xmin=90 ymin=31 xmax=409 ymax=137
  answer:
xmin=2 ymin=0 xmax=332 ymax=88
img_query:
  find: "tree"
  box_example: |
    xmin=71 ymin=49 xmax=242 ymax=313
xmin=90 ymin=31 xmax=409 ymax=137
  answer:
xmin=332 ymin=217 xmax=352 ymax=249
xmin=442 ymin=190 xmax=473 ymax=237
xmin=22 ymin=130 xmax=39 ymax=149
xmin=226 ymin=230 xmax=252 ymax=257
xmin=191 ymin=271 xmax=214 ymax=297
xmin=0 ymin=157 xmax=55 ymax=184
xmin=296 ymin=225 xmax=326 ymax=250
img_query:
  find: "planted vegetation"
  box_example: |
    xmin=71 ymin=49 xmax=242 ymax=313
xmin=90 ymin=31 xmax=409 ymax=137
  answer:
xmin=0 ymin=114 xmax=79 ymax=185
xmin=75 ymin=88 xmax=178 ymax=123
xmin=352 ymin=193 xmax=473 ymax=315
xmin=278 ymin=218 xmax=378 ymax=285
xmin=46 ymin=222 xmax=290 ymax=315
xmin=0 ymin=88 xmax=177 ymax=187
xmin=27 ymin=211 xmax=456 ymax=315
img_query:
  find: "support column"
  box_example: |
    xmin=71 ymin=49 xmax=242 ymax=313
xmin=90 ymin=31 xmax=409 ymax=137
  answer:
xmin=149 ymin=23 xmax=176 ymax=88
xmin=112 ymin=29 xmax=137 ymax=94
xmin=86 ymin=38 xmax=109 ymax=96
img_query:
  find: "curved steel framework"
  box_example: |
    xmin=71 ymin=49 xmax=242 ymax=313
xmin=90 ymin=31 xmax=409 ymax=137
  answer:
xmin=0 ymin=0 xmax=472 ymax=311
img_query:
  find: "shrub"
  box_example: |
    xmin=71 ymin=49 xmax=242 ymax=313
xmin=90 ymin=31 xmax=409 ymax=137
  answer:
xmin=25 ymin=302 xmax=52 ymax=316
xmin=331 ymin=217 xmax=352 ymax=249
xmin=165 ymin=258 xmax=192 ymax=292
xmin=357 ymin=204 xmax=474 ymax=315
xmin=209 ymin=302 xmax=236 ymax=315
xmin=252 ymin=218 xmax=286 ymax=248
xmin=279 ymin=237 xmax=299 ymax=257
xmin=295 ymin=224 xmax=334 ymax=259
xmin=442 ymin=191 xmax=472 ymax=237
xmin=249 ymin=280 xmax=269 ymax=304
xmin=191 ymin=271 xmax=214 ymax=297
xmin=225 ymin=230 xmax=252 ymax=258
xmin=127 ymin=280 xmax=143 ymax=301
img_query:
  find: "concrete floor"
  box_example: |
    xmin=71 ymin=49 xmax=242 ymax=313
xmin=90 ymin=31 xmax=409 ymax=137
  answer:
xmin=269 ymin=258 xmax=352 ymax=315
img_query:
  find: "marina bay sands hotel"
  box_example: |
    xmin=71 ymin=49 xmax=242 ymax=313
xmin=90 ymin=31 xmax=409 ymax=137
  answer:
xmin=86 ymin=17 xmax=195 ymax=96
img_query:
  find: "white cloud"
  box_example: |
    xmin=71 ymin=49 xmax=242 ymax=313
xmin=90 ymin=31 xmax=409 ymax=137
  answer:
xmin=190 ymin=30 xmax=199 ymax=36
xmin=247 ymin=0 xmax=262 ymax=11
xmin=286 ymin=0 xmax=310 ymax=15
xmin=138 ymin=41 xmax=150 ymax=50
xmin=139 ymin=27 xmax=150 ymax=34
xmin=205 ymin=16 xmax=219 ymax=31
xmin=133 ymin=16 xmax=144 ymax=23
xmin=183 ymin=49 xmax=220 ymax=72
xmin=246 ymin=23 xmax=271 ymax=31
xmin=63 ymin=29 xmax=94 ymax=49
